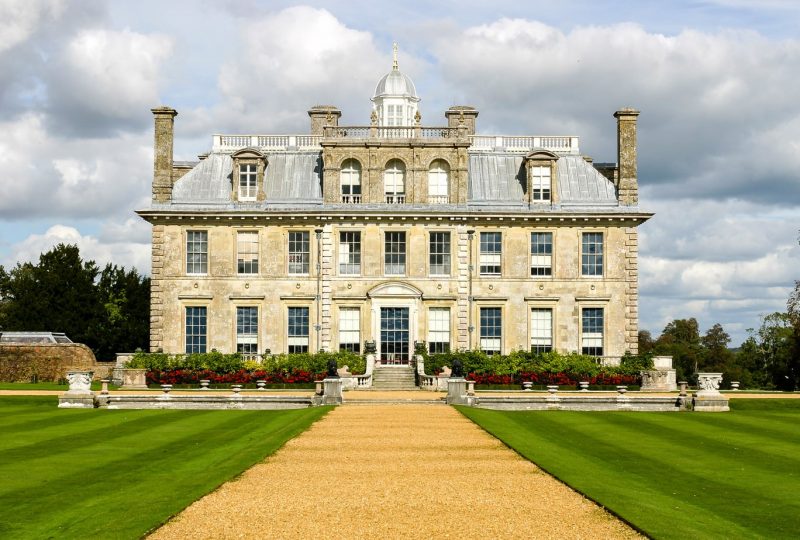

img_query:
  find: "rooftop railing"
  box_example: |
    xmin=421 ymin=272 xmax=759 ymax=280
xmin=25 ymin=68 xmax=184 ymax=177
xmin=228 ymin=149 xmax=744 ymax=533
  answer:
xmin=212 ymin=129 xmax=579 ymax=154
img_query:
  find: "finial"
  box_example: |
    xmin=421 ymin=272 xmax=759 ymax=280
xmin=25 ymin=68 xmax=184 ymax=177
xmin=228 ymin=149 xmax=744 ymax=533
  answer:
xmin=392 ymin=42 xmax=399 ymax=70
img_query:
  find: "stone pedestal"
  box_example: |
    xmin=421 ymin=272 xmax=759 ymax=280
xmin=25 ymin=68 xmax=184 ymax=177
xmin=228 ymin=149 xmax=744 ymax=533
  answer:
xmin=322 ymin=377 xmax=343 ymax=405
xmin=121 ymin=369 xmax=148 ymax=390
xmin=693 ymin=373 xmax=729 ymax=412
xmin=641 ymin=369 xmax=677 ymax=391
xmin=446 ymin=378 xmax=468 ymax=405
xmin=58 ymin=370 xmax=96 ymax=408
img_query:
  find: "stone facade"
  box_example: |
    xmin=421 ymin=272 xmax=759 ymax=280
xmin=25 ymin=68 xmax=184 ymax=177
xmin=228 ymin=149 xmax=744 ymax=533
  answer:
xmin=139 ymin=62 xmax=651 ymax=362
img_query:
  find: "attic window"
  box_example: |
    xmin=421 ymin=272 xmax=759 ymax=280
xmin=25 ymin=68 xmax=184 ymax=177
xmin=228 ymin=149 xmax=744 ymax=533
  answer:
xmin=239 ymin=164 xmax=257 ymax=201
xmin=531 ymin=165 xmax=551 ymax=202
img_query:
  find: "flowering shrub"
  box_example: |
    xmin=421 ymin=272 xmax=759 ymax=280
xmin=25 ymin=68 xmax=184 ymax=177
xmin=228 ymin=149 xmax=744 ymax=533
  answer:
xmin=465 ymin=371 xmax=640 ymax=386
xmin=146 ymin=368 xmax=322 ymax=386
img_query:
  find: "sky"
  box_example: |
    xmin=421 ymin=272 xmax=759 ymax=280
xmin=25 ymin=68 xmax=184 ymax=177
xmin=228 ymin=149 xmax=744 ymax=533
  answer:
xmin=0 ymin=0 xmax=798 ymax=344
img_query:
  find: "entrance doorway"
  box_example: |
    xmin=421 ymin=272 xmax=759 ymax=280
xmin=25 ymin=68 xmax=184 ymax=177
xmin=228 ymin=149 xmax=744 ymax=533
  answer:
xmin=380 ymin=307 xmax=409 ymax=365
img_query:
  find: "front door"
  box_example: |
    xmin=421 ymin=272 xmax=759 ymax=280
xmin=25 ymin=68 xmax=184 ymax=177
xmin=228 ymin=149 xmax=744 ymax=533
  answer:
xmin=380 ymin=307 xmax=409 ymax=365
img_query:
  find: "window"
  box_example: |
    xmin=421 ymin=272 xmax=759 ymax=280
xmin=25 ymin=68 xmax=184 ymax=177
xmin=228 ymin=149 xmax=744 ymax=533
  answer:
xmin=384 ymin=159 xmax=406 ymax=204
xmin=185 ymin=306 xmax=207 ymax=353
xmin=428 ymin=160 xmax=449 ymax=204
xmin=530 ymin=232 xmax=553 ymax=276
xmin=339 ymin=307 xmax=360 ymax=353
xmin=386 ymin=104 xmax=403 ymax=126
xmin=288 ymin=307 xmax=309 ymax=353
xmin=385 ymin=231 xmax=406 ymax=275
xmin=340 ymin=159 xmax=361 ymax=203
xmin=239 ymin=163 xmax=257 ymax=201
xmin=186 ymin=231 xmax=208 ymax=275
xmin=237 ymin=231 xmax=259 ymax=275
xmin=479 ymin=232 xmax=502 ymax=275
xmin=339 ymin=231 xmax=361 ymax=275
xmin=480 ymin=307 xmax=502 ymax=355
xmin=288 ymin=231 xmax=310 ymax=275
xmin=582 ymin=232 xmax=603 ymax=276
xmin=531 ymin=165 xmax=551 ymax=202
xmin=530 ymin=308 xmax=553 ymax=353
xmin=236 ymin=306 xmax=258 ymax=358
xmin=582 ymin=307 xmax=604 ymax=356
xmin=429 ymin=232 xmax=451 ymax=276
xmin=428 ymin=308 xmax=450 ymax=354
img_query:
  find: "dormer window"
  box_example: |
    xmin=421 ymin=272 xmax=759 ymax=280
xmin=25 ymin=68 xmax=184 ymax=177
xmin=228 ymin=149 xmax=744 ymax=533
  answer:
xmin=340 ymin=159 xmax=361 ymax=203
xmin=525 ymin=150 xmax=558 ymax=205
xmin=239 ymin=164 xmax=257 ymax=201
xmin=384 ymin=159 xmax=406 ymax=204
xmin=231 ymin=148 xmax=266 ymax=203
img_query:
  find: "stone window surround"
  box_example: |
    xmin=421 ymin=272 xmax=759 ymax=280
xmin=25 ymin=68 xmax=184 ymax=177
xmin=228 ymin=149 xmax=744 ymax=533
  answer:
xmin=478 ymin=305 xmax=504 ymax=355
xmin=525 ymin=150 xmax=558 ymax=205
xmin=383 ymin=229 xmax=407 ymax=276
xmin=580 ymin=229 xmax=605 ymax=278
xmin=287 ymin=229 xmax=313 ymax=276
xmin=427 ymin=158 xmax=451 ymax=204
xmin=337 ymin=229 xmax=362 ymax=276
xmin=578 ymin=300 xmax=609 ymax=357
xmin=526 ymin=298 xmax=559 ymax=354
xmin=185 ymin=229 xmax=209 ymax=276
xmin=383 ymin=158 xmax=407 ymax=203
xmin=427 ymin=229 xmax=452 ymax=277
xmin=234 ymin=304 xmax=259 ymax=356
xmin=339 ymin=158 xmax=362 ymax=203
xmin=231 ymin=148 xmax=267 ymax=203
xmin=426 ymin=305 xmax=452 ymax=354
xmin=235 ymin=229 xmax=260 ymax=276
xmin=286 ymin=304 xmax=312 ymax=354
xmin=183 ymin=303 xmax=209 ymax=354
xmin=478 ymin=230 xmax=503 ymax=277
xmin=530 ymin=229 xmax=555 ymax=278
xmin=337 ymin=305 xmax=361 ymax=353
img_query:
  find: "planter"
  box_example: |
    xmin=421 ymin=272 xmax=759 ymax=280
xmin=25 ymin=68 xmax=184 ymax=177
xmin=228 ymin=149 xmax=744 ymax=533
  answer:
xmin=121 ymin=368 xmax=148 ymax=390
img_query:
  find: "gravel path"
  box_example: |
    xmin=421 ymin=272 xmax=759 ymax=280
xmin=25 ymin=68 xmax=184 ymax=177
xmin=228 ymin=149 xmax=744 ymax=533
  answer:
xmin=150 ymin=405 xmax=640 ymax=539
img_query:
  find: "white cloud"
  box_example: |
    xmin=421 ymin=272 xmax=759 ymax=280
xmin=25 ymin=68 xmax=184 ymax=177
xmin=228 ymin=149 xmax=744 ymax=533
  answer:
xmin=4 ymin=224 xmax=150 ymax=273
xmin=0 ymin=0 xmax=64 ymax=53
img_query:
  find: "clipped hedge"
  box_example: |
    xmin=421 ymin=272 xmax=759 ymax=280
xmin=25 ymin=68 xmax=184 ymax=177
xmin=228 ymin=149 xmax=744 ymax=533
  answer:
xmin=423 ymin=350 xmax=651 ymax=385
xmin=128 ymin=350 xmax=366 ymax=385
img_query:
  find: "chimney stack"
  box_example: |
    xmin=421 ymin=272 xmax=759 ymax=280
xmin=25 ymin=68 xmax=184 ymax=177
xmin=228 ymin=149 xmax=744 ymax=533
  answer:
xmin=308 ymin=105 xmax=341 ymax=136
xmin=445 ymin=106 xmax=478 ymax=136
xmin=151 ymin=107 xmax=178 ymax=202
xmin=614 ymin=108 xmax=639 ymax=206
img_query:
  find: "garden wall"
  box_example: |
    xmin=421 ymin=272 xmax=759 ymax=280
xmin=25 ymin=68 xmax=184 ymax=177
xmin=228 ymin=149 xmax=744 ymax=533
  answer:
xmin=0 ymin=343 xmax=99 ymax=382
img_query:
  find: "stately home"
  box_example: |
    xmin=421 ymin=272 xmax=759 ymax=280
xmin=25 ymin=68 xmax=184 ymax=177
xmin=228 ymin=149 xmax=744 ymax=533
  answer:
xmin=137 ymin=52 xmax=651 ymax=369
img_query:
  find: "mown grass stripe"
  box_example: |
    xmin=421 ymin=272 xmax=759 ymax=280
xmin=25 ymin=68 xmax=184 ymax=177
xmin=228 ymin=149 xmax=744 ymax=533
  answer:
xmin=460 ymin=407 xmax=800 ymax=539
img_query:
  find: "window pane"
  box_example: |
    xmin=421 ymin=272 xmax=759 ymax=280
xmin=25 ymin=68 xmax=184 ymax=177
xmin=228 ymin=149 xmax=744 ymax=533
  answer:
xmin=288 ymin=306 xmax=309 ymax=354
xmin=480 ymin=232 xmax=502 ymax=275
xmin=385 ymin=231 xmax=406 ymax=275
xmin=582 ymin=233 xmax=604 ymax=276
xmin=480 ymin=307 xmax=502 ymax=355
xmin=428 ymin=308 xmax=450 ymax=354
xmin=288 ymin=231 xmax=310 ymax=274
xmin=530 ymin=232 xmax=553 ymax=276
xmin=531 ymin=165 xmax=551 ymax=202
xmin=531 ymin=308 xmax=553 ymax=353
xmin=384 ymin=160 xmax=406 ymax=203
xmin=236 ymin=306 xmax=258 ymax=357
xmin=237 ymin=231 xmax=259 ymax=274
xmin=582 ymin=307 xmax=604 ymax=356
xmin=340 ymin=159 xmax=361 ymax=203
xmin=339 ymin=231 xmax=361 ymax=275
xmin=428 ymin=161 xmax=449 ymax=203
xmin=239 ymin=163 xmax=258 ymax=201
xmin=186 ymin=231 xmax=208 ymax=274
xmin=429 ymin=232 xmax=451 ymax=275
xmin=185 ymin=306 xmax=207 ymax=353
xmin=339 ymin=307 xmax=360 ymax=353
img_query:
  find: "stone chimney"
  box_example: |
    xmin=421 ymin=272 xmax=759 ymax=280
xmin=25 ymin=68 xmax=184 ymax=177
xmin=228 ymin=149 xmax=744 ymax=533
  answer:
xmin=445 ymin=106 xmax=478 ymax=135
xmin=151 ymin=107 xmax=178 ymax=202
xmin=614 ymin=108 xmax=640 ymax=206
xmin=308 ymin=105 xmax=341 ymax=136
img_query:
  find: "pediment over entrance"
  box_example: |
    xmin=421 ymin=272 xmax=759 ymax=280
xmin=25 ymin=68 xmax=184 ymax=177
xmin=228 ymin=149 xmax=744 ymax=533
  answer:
xmin=367 ymin=281 xmax=422 ymax=299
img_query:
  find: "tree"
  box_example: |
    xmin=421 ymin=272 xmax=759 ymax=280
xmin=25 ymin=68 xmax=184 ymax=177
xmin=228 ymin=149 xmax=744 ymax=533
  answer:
xmin=700 ymin=323 xmax=734 ymax=370
xmin=758 ymin=312 xmax=796 ymax=391
xmin=638 ymin=330 xmax=655 ymax=355
xmin=654 ymin=318 xmax=704 ymax=382
xmin=0 ymin=244 xmax=149 ymax=360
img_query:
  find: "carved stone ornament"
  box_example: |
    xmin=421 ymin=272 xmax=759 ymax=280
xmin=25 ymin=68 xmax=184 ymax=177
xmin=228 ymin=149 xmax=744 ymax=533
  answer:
xmin=364 ymin=340 xmax=377 ymax=354
xmin=370 ymin=110 xmax=378 ymax=125
xmin=66 ymin=370 xmax=93 ymax=394
xmin=414 ymin=110 xmax=421 ymax=126
xmin=696 ymin=372 xmax=723 ymax=396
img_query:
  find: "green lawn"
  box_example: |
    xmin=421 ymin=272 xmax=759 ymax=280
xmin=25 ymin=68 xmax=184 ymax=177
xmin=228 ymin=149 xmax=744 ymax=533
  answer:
xmin=459 ymin=400 xmax=800 ymax=539
xmin=0 ymin=396 xmax=329 ymax=539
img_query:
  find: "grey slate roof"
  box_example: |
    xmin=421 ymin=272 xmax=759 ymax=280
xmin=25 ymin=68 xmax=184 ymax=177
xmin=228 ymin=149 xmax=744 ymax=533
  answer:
xmin=168 ymin=149 xmax=620 ymax=210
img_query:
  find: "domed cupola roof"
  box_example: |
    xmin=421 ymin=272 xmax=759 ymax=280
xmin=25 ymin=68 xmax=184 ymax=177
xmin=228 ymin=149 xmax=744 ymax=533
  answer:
xmin=372 ymin=44 xmax=419 ymax=101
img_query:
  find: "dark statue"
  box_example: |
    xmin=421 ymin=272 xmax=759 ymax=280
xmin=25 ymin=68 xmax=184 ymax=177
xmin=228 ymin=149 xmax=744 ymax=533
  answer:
xmin=327 ymin=358 xmax=339 ymax=378
xmin=451 ymin=359 xmax=464 ymax=378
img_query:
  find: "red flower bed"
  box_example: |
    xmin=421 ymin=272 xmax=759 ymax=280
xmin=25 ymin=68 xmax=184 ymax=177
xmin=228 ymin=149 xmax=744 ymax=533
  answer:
xmin=464 ymin=371 xmax=641 ymax=386
xmin=146 ymin=368 xmax=324 ymax=386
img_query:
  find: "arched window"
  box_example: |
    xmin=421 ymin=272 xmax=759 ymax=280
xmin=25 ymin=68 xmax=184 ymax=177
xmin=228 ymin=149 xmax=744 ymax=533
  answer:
xmin=428 ymin=159 xmax=450 ymax=204
xmin=340 ymin=159 xmax=361 ymax=203
xmin=383 ymin=159 xmax=406 ymax=204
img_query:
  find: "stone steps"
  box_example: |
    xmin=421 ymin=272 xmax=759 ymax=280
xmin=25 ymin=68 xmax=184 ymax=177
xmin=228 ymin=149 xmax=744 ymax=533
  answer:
xmin=371 ymin=367 xmax=417 ymax=390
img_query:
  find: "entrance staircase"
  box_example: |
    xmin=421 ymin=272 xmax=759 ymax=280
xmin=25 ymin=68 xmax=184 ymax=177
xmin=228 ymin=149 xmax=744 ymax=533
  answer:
xmin=371 ymin=366 xmax=417 ymax=390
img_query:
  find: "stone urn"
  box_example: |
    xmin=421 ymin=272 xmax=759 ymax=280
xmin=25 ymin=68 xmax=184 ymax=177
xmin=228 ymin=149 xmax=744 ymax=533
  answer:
xmin=199 ymin=379 xmax=210 ymax=390
xmin=579 ymin=381 xmax=590 ymax=392
xmin=547 ymin=385 xmax=559 ymax=395
xmin=522 ymin=381 xmax=533 ymax=391
xmin=121 ymin=368 xmax=148 ymax=390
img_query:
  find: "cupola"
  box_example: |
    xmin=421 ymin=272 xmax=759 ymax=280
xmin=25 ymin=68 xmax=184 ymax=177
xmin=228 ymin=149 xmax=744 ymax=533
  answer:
xmin=371 ymin=43 xmax=420 ymax=127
